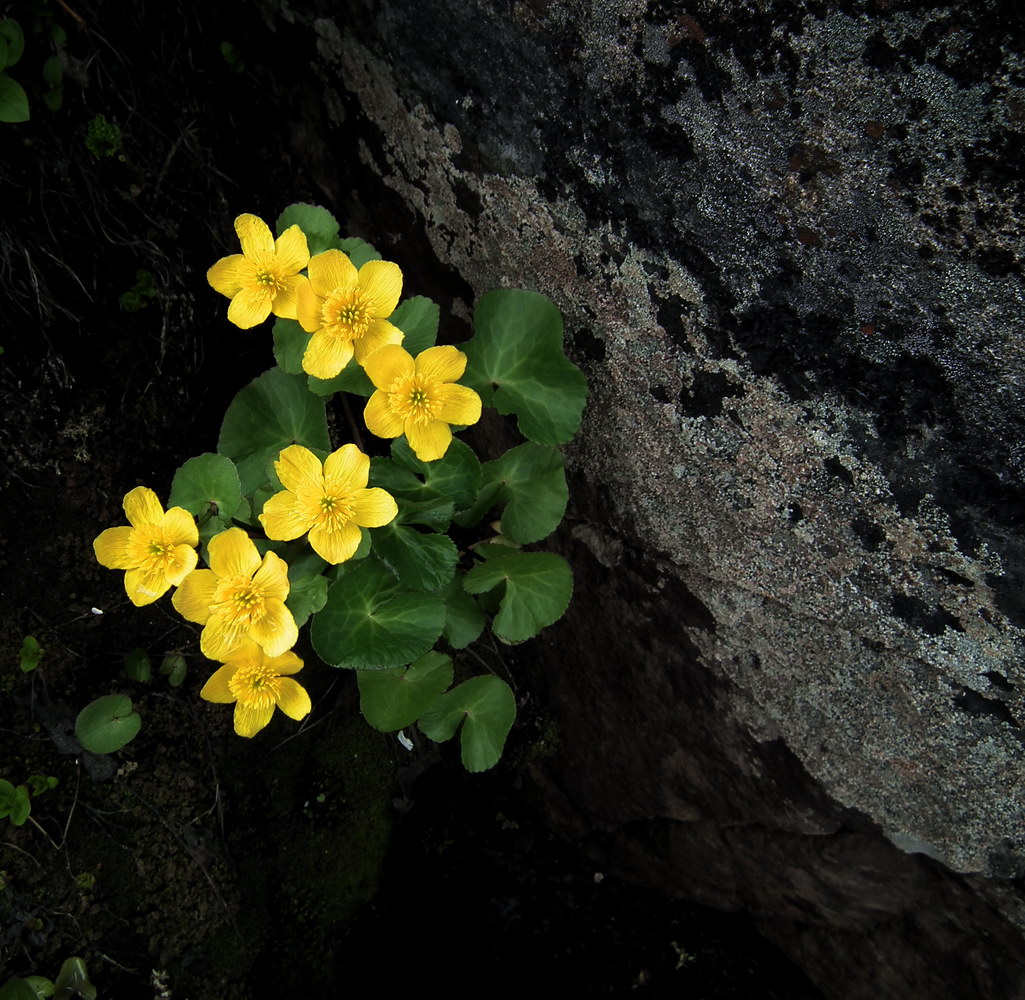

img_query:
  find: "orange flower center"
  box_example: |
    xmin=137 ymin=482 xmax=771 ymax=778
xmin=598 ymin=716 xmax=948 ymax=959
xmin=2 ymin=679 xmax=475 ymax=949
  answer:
xmin=311 ymin=491 xmax=356 ymax=532
xmin=387 ymin=376 xmax=440 ymax=425
xmin=229 ymin=662 xmax=282 ymax=709
xmin=321 ymin=287 xmax=373 ymax=341
xmin=127 ymin=527 xmax=183 ymax=574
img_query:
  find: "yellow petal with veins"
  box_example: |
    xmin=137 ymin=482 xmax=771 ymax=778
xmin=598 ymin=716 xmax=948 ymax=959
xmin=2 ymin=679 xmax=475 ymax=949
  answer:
xmin=352 ymin=488 xmax=398 ymax=528
xmin=123 ymin=486 xmax=164 ymax=528
xmin=125 ymin=567 xmax=170 ymax=607
xmin=276 ymin=677 xmax=312 ymax=720
xmin=274 ymin=225 xmax=310 ymax=274
xmin=234 ymin=702 xmax=275 ymax=738
xmin=235 ymin=213 xmax=275 ymax=258
xmin=162 ymin=507 xmax=200 ymax=547
xmin=353 ymin=318 xmax=404 ymax=365
xmin=357 ymin=260 xmax=402 ymax=317
xmin=308 ymin=520 xmax=363 ymax=565
xmin=200 ymin=663 xmax=238 ymax=704
xmin=252 ymin=551 xmax=291 ymax=603
xmin=259 ymin=490 xmax=310 ymax=541
xmin=248 ymin=598 xmax=298 ymax=656
xmin=435 ymin=383 xmax=482 ymax=427
xmin=308 ymin=249 xmax=357 ymax=297
xmin=303 ymin=329 xmax=354 ymax=380
xmin=364 ymin=344 xmax=414 ymax=390
xmin=207 ymin=254 xmax=246 ymax=297
xmin=363 ymin=390 xmax=404 ymax=438
xmin=227 ymin=285 xmax=273 ymax=329
xmin=93 ymin=526 xmax=134 ymax=569
xmin=274 ymin=444 xmax=323 ymax=494
xmin=323 ymin=444 xmax=369 ymax=493
xmin=271 ymin=273 xmax=308 ymax=321
xmin=406 ymin=420 xmax=452 ymax=462
xmin=172 ymin=569 xmax=218 ymax=623
xmin=415 ymin=345 xmax=467 ymax=385
xmin=296 ymin=280 xmax=324 ymax=333
xmin=208 ymin=528 xmax=261 ymax=580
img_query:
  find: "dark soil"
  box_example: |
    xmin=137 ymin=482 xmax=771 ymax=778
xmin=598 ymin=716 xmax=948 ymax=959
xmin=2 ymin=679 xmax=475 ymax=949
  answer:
xmin=0 ymin=3 xmax=821 ymax=997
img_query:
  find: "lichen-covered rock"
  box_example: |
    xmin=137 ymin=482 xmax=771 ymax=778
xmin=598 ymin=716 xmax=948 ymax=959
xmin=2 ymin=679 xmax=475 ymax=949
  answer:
xmin=270 ymin=1 xmax=1025 ymax=994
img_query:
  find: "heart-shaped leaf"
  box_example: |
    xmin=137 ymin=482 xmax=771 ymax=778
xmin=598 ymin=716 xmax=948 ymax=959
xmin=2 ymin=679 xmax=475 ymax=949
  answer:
xmin=418 ymin=675 xmax=516 ymax=772
xmin=357 ymin=651 xmax=454 ymax=732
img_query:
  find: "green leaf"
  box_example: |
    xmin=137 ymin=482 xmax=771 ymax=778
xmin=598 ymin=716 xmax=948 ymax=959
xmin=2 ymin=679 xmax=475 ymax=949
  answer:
xmin=124 ymin=647 xmax=152 ymax=683
xmin=418 ymin=676 xmax=516 ymax=772
xmin=41 ymin=85 xmax=61 ymax=113
xmin=272 ymin=318 xmax=308 ymax=375
xmin=0 ymin=74 xmax=29 ymax=123
xmin=390 ymin=438 xmax=483 ymax=511
xmin=218 ymin=368 xmax=330 ymax=494
xmin=0 ymin=35 xmax=8 ymax=70
xmin=23 ymin=977 xmax=53 ymax=999
xmin=441 ymin=575 xmax=486 ymax=649
xmin=169 ymin=453 xmax=242 ymax=519
xmin=455 ymin=443 xmax=567 ymax=543
xmin=0 ymin=20 xmax=25 ymax=68
xmin=9 ymin=785 xmax=29 ymax=826
xmin=311 ymin=559 xmax=445 ymax=670
xmin=357 ymin=651 xmax=454 ymax=732
xmin=286 ymin=572 xmax=328 ymax=628
xmin=337 ymin=236 xmax=381 ymax=269
xmin=390 ymin=296 xmax=439 ymax=356
xmin=0 ymin=976 xmax=39 ymax=1000
xmin=159 ymin=653 xmax=187 ymax=688
xmin=19 ymin=635 xmax=43 ymax=672
xmin=75 ymin=694 xmax=142 ymax=754
xmin=463 ymin=552 xmax=572 ymax=643
xmin=276 ymin=203 xmax=339 ymax=256
xmin=462 ymin=289 xmax=587 ymax=445
xmin=53 ymin=958 xmax=96 ymax=1000
xmin=370 ymin=522 xmax=457 ymax=591
xmin=307 ymin=357 xmax=375 ymax=397
xmin=26 ymin=774 xmax=57 ymax=796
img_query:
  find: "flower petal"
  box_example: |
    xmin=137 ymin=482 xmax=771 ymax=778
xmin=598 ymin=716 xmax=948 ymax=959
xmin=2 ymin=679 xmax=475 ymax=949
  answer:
xmin=274 ymin=225 xmax=310 ymax=275
xmin=406 ymin=420 xmax=452 ymax=462
xmin=308 ymin=249 xmax=357 ymax=297
xmin=172 ymin=569 xmax=218 ymax=623
xmin=234 ymin=213 xmax=274 ymax=258
xmin=271 ymin=273 xmax=309 ymax=321
xmin=274 ymin=444 xmax=323 ymax=494
xmin=352 ymin=488 xmax=398 ymax=528
xmin=123 ymin=486 xmax=164 ymax=528
xmin=227 ymin=285 xmax=273 ymax=329
xmin=308 ymin=521 xmax=363 ymax=565
xmin=201 ymin=614 xmax=247 ymax=661
xmin=200 ymin=664 xmax=239 ymax=704
xmin=259 ymin=490 xmax=310 ymax=541
xmin=253 ymin=550 xmax=291 ymax=602
xmin=93 ymin=526 xmax=134 ymax=569
xmin=353 ymin=318 xmax=404 ymax=366
xmin=166 ymin=544 xmax=199 ymax=586
xmin=125 ymin=568 xmax=170 ymax=606
xmin=249 ymin=598 xmax=298 ymax=657
xmin=296 ymin=280 xmax=323 ymax=333
xmin=364 ymin=343 xmax=414 ymax=390
xmin=161 ymin=507 xmax=199 ymax=547
xmin=435 ymin=383 xmax=482 ymax=427
xmin=267 ymin=649 xmax=304 ymax=676
xmin=323 ymin=444 xmax=369 ymax=493
xmin=303 ymin=330 xmax=354 ymax=380
xmin=357 ymin=260 xmax=402 ymax=317
xmin=415 ymin=345 xmax=467 ymax=385
xmin=208 ymin=528 xmax=261 ymax=580
xmin=207 ymin=254 xmax=246 ymax=297
xmin=234 ymin=702 xmax=275 ymax=738
xmin=363 ymin=390 xmax=404 ymax=439
xmin=275 ymin=677 xmax=312 ymax=721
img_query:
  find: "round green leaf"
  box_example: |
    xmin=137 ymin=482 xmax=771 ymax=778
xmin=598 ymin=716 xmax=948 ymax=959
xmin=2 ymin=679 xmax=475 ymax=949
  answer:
xmin=218 ymin=368 xmax=330 ymax=494
xmin=463 ymin=551 xmax=573 ymax=643
xmin=0 ymin=976 xmax=40 ymax=1000
xmin=357 ymin=651 xmax=454 ymax=732
xmin=124 ymin=647 xmax=152 ymax=683
xmin=169 ymin=452 xmax=242 ymax=518
xmin=454 ymin=442 xmax=567 ymax=543
xmin=418 ymin=675 xmax=517 ymax=772
xmin=0 ymin=74 xmax=29 ymax=123
xmin=337 ymin=236 xmax=382 ymax=268
xmin=370 ymin=522 xmax=457 ymax=592
xmin=271 ymin=318 xmax=308 ymax=375
xmin=9 ymin=785 xmax=29 ymax=826
xmin=441 ymin=575 xmax=486 ymax=649
xmin=311 ymin=559 xmax=446 ymax=669
xmin=0 ymin=20 xmax=25 ymax=68
xmin=286 ymin=572 xmax=328 ymax=628
xmin=390 ymin=296 xmax=439 ymax=356
xmin=462 ymin=289 xmax=588 ymax=445
xmin=75 ymin=694 xmax=142 ymax=754
xmin=307 ymin=357 xmax=375 ymax=397
xmin=275 ymin=203 xmax=339 ymax=256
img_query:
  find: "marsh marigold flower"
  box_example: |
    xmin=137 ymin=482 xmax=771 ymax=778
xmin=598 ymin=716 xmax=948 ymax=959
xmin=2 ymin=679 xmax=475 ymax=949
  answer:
xmin=296 ymin=249 xmax=404 ymax=379
xmin=200 ymin=640 xmax=311 ymax=738
xmin=93 ymin=487 xmax=199 ymax=606
xmin=207 ymin=214 xmax=310 ymax=328
xmin=259 ymin=443 xmax=398 ymax=564
xmin=173 ymin=528 xmax=298 ymax=660
xmin=363 ymin=344 xmax=482 ymax=462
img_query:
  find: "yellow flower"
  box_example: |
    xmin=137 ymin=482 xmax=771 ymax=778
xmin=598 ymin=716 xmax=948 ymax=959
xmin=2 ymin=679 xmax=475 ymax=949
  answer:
xmin=207 ymin=214 xmax=310 ymax=329
xmin=363 ymin=344 xmax=482 ymax=461
xmin=295 ymin=249 xmax=404 ymax=379
xmin=200 ymin=640 xmax=311 ymax=738
xmin=172 ymin=528 xmax=298 ymax=660
xmin=259 ymin=444 xmax=398 ymax=564
xmin=93 ymin=487 xmax=199 ymax=607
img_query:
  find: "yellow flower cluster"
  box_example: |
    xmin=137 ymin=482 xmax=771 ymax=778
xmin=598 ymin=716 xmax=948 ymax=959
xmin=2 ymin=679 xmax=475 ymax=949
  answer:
xmin=208 ymin=213 xmax=482 ymax=462
xmin=94 ymin=211 xmax=487 ymax=738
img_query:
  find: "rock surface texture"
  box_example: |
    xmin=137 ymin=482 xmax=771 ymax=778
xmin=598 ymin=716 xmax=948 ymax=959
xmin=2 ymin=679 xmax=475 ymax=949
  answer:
xmin=269 ymin=1 xmax=1025 ymax=995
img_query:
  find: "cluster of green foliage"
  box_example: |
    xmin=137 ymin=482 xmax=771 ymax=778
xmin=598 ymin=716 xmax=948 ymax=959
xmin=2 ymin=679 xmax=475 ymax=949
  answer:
xmin=0 ymin=774 xmax=56 ymax=827
xmin=0 ymin=957 xmax=96 ymax=1000
xmin=164 ymin=202 xmax=587 ymax=768
xmin=0 ymin=10 xmax=68 ymax=123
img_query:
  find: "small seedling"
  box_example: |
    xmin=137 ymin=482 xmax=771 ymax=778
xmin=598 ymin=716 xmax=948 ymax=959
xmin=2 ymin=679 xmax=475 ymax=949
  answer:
xmin=19 ymin=636 xmax=43 ymax=672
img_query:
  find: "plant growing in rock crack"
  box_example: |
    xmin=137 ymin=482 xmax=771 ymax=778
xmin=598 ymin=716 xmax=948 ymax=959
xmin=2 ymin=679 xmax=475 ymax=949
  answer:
xmin=93 ymin=203 xmax=587 ymax=770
